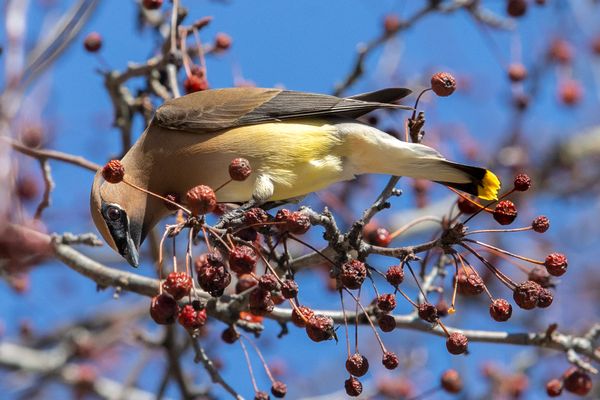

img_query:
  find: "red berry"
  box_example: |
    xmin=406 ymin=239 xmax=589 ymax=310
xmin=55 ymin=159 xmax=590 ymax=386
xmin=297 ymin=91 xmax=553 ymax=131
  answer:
xmin=446 ymin=332 xmax=468 ymax=355
xmin=507 ymin=0 xmax=527 ymax=17
xmin=254 ymin=391 xmax=269 ymax=400
xmin=456 ymin=270 xmax=485 ymax=296
xmin=431 ymin=72 xmax=456 ymax=97
xmin=513 ymin=173 xmax=531 ymax=191
xmin=221 ymin=326 xmax=239 ymax=344
xmin=186 ymin=185 xmax=217 ymax=215
xmin=457 ymin=196 xmax=480 ymax=214
xmin=378 ymin=315 xmax=396 ymax=332
xmin=489 ymin=298 xmax=512 ymax=322
xmin=228 ymin=158 xmax=252 ymax=181
xmin=177 ymin=304 xmax=207 ymax=331
xmin=142 ymin=0 xmax=163 ymax=9
xmin=249 ymin=288 xmax=274 ymax=316
xmin=271 ymin=381 xmax=287 ymax=398
xmin=339 ymin=259 xmax=367 ymax=290
xmin=275 ymin=209 xmax=311 ymax=235
xmin=346 ymin=353 xmax=369 ymax=377
xmin=532 ymin=216 xmax=549 ymax=233
xmin=549 ymin=39 xmax=573 ymax=64
xmin=528 ymin=265 xmax=552 ymax=288
xmin=305 ymin=314 xmax=335 ymax=342
xmin=195 ymin=252 xmax=231 ymax=297
xmin=243 ymin=208 xmax=269 ymax=228
xmin=258 ymin=274 xmax=279 ymax=291
xmin=184 ymin=75 xmax=209 ymax=94
xmin=364 ymin=226 xmax=392 ymax=247
xmin=214 ymin=33 xmax=232 ymax=51
xmin=508 ymin=63 xmax=528 ymax=81
xmin=559 ymin=80 xmax=583 ymax=106
xmin=441 ymin=369 xmax=463 ymax=393
xmin=281 ymin=279 xmax=299 ymax=299
xmin=513 ymin=280 xmax=542 ymax=310
xmin=162 ymin=272 xmax=193 ymax=300
xmin=383 ymin=14 xmax=400 ymax=34
xmin=563 ymin=367 xmax=592 ymax=396
xmin=386 ymin=265 xmax=404 ymax=286
xmin=493 ymin=200 xmax=518 ymax=225
xmin=235 ymin=274 xmax=257 ymax=294
xmin=382 ymin=351 xmax=399 ymax=370
xmin=229 ymin=245 xmax=258 ymax=274
xmin=345 ymin=377 xmax=363 ymax=397
xmin=377 ymin=293 xmax=397 ymax=313
xmin=546 ymin=378 xmax=563 ymax=397
xmin=537 ymin=288 xmax=554 ymax=308
xmin=101 ymin=160 xmax=125 ymax=184
xmin=83 ymin=32 xmax=102 ymax=53
xmin=150 ymin=294 xmax=179 ymax=325
xmin=417 ymin=302 xmax=438 ymax=323
xmin=291 ymin=306 xmax=314 ymax=328
xmin=544 ymin=252 xmax=568 ymax=276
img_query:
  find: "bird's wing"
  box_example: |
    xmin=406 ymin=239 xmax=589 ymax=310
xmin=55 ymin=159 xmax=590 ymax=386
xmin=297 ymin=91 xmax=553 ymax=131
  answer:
xmin=154 ymin=87 xmax=412 ymax=133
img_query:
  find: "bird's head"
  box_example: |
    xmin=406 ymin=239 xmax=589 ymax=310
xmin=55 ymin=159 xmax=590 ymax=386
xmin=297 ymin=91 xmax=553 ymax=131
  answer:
xmin=90 ymin=170 xmax=148 ymax=267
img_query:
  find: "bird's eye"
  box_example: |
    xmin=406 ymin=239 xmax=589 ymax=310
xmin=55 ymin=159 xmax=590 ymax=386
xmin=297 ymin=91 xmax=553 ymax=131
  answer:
xmin=107 ymin=206 xmax=122 ymax=221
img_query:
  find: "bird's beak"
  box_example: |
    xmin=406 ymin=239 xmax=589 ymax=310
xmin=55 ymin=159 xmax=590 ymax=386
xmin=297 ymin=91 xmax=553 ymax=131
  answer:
xmin=120 ymin=231 xmax=140 ymax=268
xmin=111 ymin=218 xmax=141 ymax=268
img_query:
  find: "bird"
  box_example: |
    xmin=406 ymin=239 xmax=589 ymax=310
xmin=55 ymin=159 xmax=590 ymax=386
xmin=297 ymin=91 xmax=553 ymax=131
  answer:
xmin=90 ymin=87 xmax=500 ymax=267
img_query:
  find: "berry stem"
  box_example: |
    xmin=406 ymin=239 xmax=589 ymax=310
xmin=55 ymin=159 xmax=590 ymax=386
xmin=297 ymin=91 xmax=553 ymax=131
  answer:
xmin=460 ymin=243 xmax=517 ymax=289
xmin=288 ymin=234 xmax=337 ymax=267
xmin=344 ymin=288 xmax=388 ymax=353
xmin=123 ymin=179 xmax=191 ymax=214
xmin=457 ymin=253 xmax=494 ymax=301
xmin=388 ymin=215 xmax=443 ymax=239
xmin=238 ymin=337 xmax=259 ymax=393
xmin=465 ymin=226 xmax=532 ymax=235
xmin=239 ymin=334 xmax=275 ymax=383
xmin=339 ymin=290 xmax=352 ymax=359
xmin=464 ymin=239 xmax=544 ymax=265
xmin=411 ymin=88 xmax=432 ymax=120
xmin=214 ymin=179 xmax=233 ymax=193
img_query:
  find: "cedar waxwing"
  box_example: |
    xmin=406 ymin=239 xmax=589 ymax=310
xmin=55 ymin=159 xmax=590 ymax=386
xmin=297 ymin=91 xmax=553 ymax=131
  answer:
xmin=90 ymin=87 xmax=500 ymax=267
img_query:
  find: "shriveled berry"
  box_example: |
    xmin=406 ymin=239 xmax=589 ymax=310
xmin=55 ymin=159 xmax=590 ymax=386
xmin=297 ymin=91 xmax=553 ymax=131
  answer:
xmin=214 ymin=33 xmax=232 ymax=51
xmin=545 ymin=253 xmax=568 ymax=276
xmin=383 ymin=14 xmax=400 ymax=34
xmin=513 ymin=173 xmax=531 ymax=191
xmin=150 ymin=294 xmax=179 ymax=325
xmin=493 ymin=200 xmax=518 ymax=225
xmin=345 ymin=377 xmax=363 ymax=397
xmin=339 ymin=259 xmax=367 ymax=290
xmin=258 ymin=274 xmax=279 ymax=291
xmin=162 ymin=272 xmax=193 ymax=300
xmin=229 ymin=158 xmax=252 ymax=181
xmin=249 ymin=289 xmax=274 ymax=316
xmin=291 ymin=306 xmax=314 ymax=328
xmin=563 ymin=367 xmax=592 ymax=396
xmin=489 ymin=298 xmax=512 ymax=322
xmin=549 ymin=39 xmax=573 ymax=64
xmin=275 ymin=209 xmax=310 ymax=235
xmin=418 ymin=302 xmax=438 ymax=323
xmin=281 ymin=279 xmax=299 ymax=299
xmin=513 ymin=280 xmax=542 ymax=310
xmin=446 ymin=332 xmax=468 ymax=355
xmin=271 ymin=291 xmax=285 ymax=305
xmin=560 ymin=80 xmax=583 ymax=106
xmin=508 ymin=63 xmax=528 ymax=81
xmin=441 ymin=369 xmax=463 ymax=393
xmin=271 ymin=381 xmax=287 ymax=398
xmin=431 ymin=72 xmax=456 ymax=97
xmin=537 ymin=288 xmax=553 ymax=308
xmin=83 ymin=32 xmax=102 ymax=52
xmin=305 ymin=314 xmax=335 ymax=342
xmin=346 ymin=353 xmax=369 ymax=377
xmin=178 ymin=305 xmax=207 ymax=331
xmin=235 ymin=227 xmax=258 ymax=242
xmin=528 ymin=265 xmax=552 ymax=288
xmin=221 ymin=326 xmax=239 ymax=344
xmin=377 ymin=293 xmax=397 ymax=313
xmin=378 ymin=314 xmax=396 ymax=332
xmin=254 ymin=391 xmax=269 ymax=400
xmin=142 ymin=0 xmax=163 ymax=9
xmin=546 ymin=378 xmax=563 ymax=397
xmin=186 ymin=185 xmax=217 ymax=215
xmin=456 ymin=271 xmax=485 ymax=296
xmin=532 ymin=216 xmax=549 ymax=233
xmin=382 ymin=351 xmax=399 ymax=370
xmin=102 ymin=160 xmax=125 ymax=183
xmin=507 ymin=0 xmax=527 ymax=17
xmin=386 ymin=265 xmax=404 ymax=286
xmin=457 ymin=196 xmax=480 ymax=214
xmin=229 ymin=245 xmax=258 ymax=274
xmin=436 ymin=299 xmax=450 ymax=317
xmin=235 ymin=274 xmax=257 ymax=293
xmin=184 ymin=75 xmax=209 ymax=94
xmin=244 ymin=208 xmax=269 ymax=227
xmin=364 ymin=226 xmax=392 ymax=247
xmin=196 ymin=254 xmax=231 ymax=297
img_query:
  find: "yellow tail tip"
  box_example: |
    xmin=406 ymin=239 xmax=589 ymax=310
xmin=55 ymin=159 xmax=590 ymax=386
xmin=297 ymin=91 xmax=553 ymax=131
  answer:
xmin=477 ymin=170 xmax=501 ymax=201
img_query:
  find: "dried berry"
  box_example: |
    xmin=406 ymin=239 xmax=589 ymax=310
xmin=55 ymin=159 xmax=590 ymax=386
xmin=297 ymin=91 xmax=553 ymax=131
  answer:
xmin=291 ymin=306 xmax=314 ymax=328
xmin=214 ymin=33 xmax=232 ymax=51
xmin=386 ymin=265 xmax=404 ymax=286
xmin=258 ymin=274 xmax=279 ymax=292
xmin=436 ymin=299 xmax=450 ymax=317
xmin=281 ymin=279 xmax=299 ymax=299
xmin=383 ymin=14 xmax=400 ymax=34
xmin=382 ymin=351 xmax=399 ymax=370
xmin=563 ymin=367 xmax=592 ymax=396
xmin=339 ymin=259 xmax=367 ymax=290
xmin=244 ymin=207 xmax=269 ymax=227
xmin=528 ymin=265 xmax=552 ymax=288
xmin=346 ymin=353 xmax=369 ymax=377
xmin=441 ymin=369 xmax=463 ymax=393
xmin=184 ymin=75 xmax=209 ymax=94
xmin=513 ymin=280 xmax=542 ymax=310
xmin=446 ymin=332 xmax=468 ymax=355
xmin=546 ymin=379 xmax=563 ymax=397
xmin=221 ymin=326 xmax=239 ymax=344
xmin=235 ymin=227 xmax=258 ymax=242
xmin=489 ymin=298 xmax=512 ymax=322
xmin=378 ymin=314 xmax=396 ymax=332
xmin=560 ymin=80 xmax=583 ymax=106
xmin=235 ymin=274 xmax=257 ymax=294
xmin=508 ymin=63 xmax=528 ymax=81
xmin=142 ymin=0 xmax=163 ymax=9
xmin=537 ymin=288 xmax=553 ymax=308
xmin=186 ymin=185 xmax=217 ymax=215
xmin=456 ymin=271 xmax=485 ymax=296
xmin=271 ymin=381 xmax=287 ymax=398
xmin=249 ymin=289 xmax=274 ymax=316
xmin=102 ymin=160 xmax=125 ymax=184
xmin=229 ymin=158 xmax=252 ymax=181
xmin=196 ymin=253 xmax=231 ymax=297
xmin=549 ymin=39 xmax=573 ymax=64
xmin=83 ymin=32 xmax=102 ymax=52
xmin=493 ymin=200 xmax=518 ymax=225
xmin=305 ymin=314 xmax=335 ymax=342
xmin=532 ymin=216 xmax=549 ymax=233
xmin=275 ymin=209 xmax=311 ymax=235
xmin=150 ymin=294 xmax=179 ymax=325
xmin=162 ymin=272 xmax=193 ymax=300
xmin=513 ymin=173 xmax=531 ymax=191
xmin=178 ymin=304 xmax=207 ymax=331
xmin=345 ymin=377 xmax=363 ymax=397
xmin=457 ymin=196 xmax=480 ymax=214
xmin=254 ymin=391 xmax=269 ymax=400
xmin=431 ymin=72 xmax=456 ymax=97
xmin=418 ymin=302 xmax=438 ymax=323
xmin=364 ymin=226 xmax=392 ymax=247
xmin=229 ymin=245 xmax=258 ymax=274
xmin=377 ymin=293 xmax=397 ymax=313
xmin=545 ymin=253 xmax=568 ymax=276
xmin=507 ymin=0 xmax=527 ymax=17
